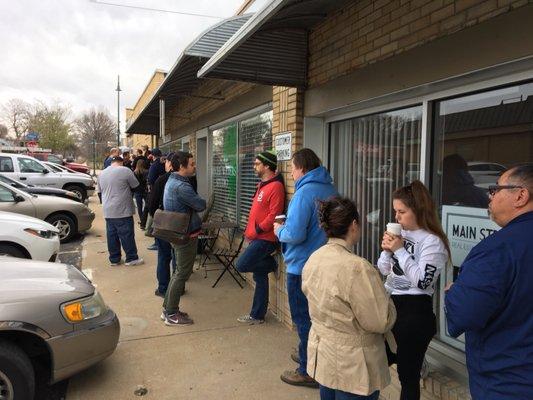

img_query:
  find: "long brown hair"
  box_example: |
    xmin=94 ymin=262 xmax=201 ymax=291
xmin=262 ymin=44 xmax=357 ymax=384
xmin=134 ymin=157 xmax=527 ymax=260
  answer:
xmin=134 ymin=159 xmax=147 ymax=175
xmin=393 ymin=180 xmax=451 ymax=258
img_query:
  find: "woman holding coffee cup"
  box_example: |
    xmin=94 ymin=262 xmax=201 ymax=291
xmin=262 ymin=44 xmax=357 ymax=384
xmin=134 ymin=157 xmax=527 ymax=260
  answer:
xmin=377 ymin=180 xmax=450 ymax=400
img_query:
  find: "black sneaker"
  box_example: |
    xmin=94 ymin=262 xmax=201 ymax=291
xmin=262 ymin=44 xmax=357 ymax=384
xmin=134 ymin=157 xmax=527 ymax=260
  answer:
xmin=154 ymin=289 xmax=165 ymax=298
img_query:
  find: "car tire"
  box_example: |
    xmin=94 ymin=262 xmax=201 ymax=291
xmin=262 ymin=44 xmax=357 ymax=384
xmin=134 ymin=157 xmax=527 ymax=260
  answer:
xmin=46 ymin=213 xmax=76 ymax=243
xmin=0 ymin=244 xmax=28 ymax=259
xmin=0 ymin=340 xmax=35 ymax=400
xmin=64 ymin=184 xmax=87 ymax=202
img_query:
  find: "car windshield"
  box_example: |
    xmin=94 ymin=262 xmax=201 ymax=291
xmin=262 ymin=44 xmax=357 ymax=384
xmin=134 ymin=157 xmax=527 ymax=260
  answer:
xmin=0 ymin=181 xmax=33 ymax=198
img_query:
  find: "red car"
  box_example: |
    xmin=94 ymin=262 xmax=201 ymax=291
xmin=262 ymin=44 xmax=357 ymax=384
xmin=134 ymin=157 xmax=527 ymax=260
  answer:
xmin=27 ymin=153 xmax=91 ymax=175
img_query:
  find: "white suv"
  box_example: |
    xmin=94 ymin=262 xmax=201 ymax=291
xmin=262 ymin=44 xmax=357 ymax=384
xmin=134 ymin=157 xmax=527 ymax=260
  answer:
xmin=0 ymin=153 xmax=95 ymax=201
xmin=0 ymin=211 xmax=60 ymax=261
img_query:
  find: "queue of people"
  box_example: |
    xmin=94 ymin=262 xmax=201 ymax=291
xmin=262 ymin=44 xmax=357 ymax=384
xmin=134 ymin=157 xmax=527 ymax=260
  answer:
xmin=97 ymin=143 xmax=533 ymax=400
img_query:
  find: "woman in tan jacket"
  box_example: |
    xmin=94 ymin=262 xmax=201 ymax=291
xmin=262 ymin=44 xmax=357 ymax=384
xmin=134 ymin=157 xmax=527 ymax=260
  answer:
xmin=302 ymin=197 xmax=397 ymax=400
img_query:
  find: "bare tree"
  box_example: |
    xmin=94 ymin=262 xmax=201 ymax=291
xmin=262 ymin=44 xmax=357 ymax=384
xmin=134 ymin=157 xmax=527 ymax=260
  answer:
xmin=1 ymin=99 xmax=31 ymax=143
xmin=75 ymin=108 xmax=116 ymax=168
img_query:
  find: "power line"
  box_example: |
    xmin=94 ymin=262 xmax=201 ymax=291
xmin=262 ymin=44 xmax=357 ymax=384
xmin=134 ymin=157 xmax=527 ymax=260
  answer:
xmin=88 ymin=0 xmax=223 ymax=19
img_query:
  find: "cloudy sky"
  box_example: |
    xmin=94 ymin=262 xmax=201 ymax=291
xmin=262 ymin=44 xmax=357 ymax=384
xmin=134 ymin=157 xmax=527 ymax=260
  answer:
xmin=0 ymin=0 xmax=248 ymax=134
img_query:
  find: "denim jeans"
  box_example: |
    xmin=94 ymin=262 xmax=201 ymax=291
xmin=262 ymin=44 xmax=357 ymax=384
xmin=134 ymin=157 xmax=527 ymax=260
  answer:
xmin=105 ymin=216 xmax=139 ymax=263
xmin=163 ymin=238 xmax=198 ymax=313
xmin=236 ymin=239 xmax=278 ymax=320
xmin=287 ymin=273 xmax=311 ymax=375
xmin=134 ymin=192 xmax=146 ymax=223
xmin=155 ymin=237 xmax=176 ymax=293
xmin=319 ymin=386 xmax=379 ymax=400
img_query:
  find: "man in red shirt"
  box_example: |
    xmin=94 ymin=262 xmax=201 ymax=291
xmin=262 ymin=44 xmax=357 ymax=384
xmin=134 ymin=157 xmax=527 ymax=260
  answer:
xmin=236 ymin=150 xmax=285 ymax=324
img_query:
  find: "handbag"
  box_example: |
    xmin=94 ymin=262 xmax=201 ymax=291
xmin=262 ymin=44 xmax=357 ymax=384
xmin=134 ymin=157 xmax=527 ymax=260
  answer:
xmin=152 ymin=209 xmax=192 ymax=245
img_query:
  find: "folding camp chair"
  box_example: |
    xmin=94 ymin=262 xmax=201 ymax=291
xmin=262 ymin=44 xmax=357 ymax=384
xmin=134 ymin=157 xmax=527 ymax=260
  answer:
xmin=211 ymin=233 xmax=246 ymax=288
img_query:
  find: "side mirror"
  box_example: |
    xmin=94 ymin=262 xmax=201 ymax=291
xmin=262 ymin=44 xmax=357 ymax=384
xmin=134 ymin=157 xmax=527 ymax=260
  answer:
xmin=42 ymin=169 xmax=49 ymax=174
xmin=14 ymin=194 xmax=25 ymax=203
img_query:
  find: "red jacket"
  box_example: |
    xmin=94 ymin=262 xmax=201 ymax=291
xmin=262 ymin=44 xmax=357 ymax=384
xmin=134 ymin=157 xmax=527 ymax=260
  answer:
xmin=244 ymin=174 xmax=285 ymax=242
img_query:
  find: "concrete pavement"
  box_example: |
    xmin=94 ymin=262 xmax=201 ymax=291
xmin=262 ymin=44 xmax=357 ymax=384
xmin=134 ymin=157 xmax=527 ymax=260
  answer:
xmin=67 ymin=196 xmax=437 ymax=400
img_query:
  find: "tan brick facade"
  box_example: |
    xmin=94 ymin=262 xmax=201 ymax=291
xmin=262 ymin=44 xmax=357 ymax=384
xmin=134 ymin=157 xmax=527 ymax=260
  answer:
xmin=126 ymin=70 xmax=166 ymax=149
xmin=308 ymin=0 xmax=531 ymax=87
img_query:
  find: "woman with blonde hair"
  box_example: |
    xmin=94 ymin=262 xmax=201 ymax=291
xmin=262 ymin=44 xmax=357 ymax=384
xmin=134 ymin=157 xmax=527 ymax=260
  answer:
xmin=378 ymin=180 xmax=450 ymax=400
xmin=302 ymin=197 xmax=396 ymax=400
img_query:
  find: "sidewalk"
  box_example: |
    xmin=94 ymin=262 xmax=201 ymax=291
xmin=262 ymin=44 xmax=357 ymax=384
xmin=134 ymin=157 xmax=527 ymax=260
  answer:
xmin=67 ymin=197 xmax=438 ymax=400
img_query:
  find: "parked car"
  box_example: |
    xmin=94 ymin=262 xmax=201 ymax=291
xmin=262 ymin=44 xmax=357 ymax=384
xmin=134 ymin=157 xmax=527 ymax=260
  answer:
xmin=0 ymin=211 xmax=60 ymax=261
xmin=0 ymin=173 xmax=82 ymax=203
xmin=0 ymin=181 xmax=95 ymax=242
xmin=27 ymin=152 xmax=91 ymax=175
xmin=0 ymin=258 xmax=120 ymax=399
xmin=467 ymin=161 xmax=506 ymax=186
xmin=0 ymin=152 xmax=95 ymax=201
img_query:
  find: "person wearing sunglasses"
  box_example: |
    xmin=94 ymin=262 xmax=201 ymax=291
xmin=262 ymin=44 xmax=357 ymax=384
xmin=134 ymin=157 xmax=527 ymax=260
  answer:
xmin=445 ymin=163 xmax=533 ymax=400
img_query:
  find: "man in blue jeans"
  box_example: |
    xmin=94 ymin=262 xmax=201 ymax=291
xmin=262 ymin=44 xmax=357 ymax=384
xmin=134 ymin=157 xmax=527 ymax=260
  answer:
xmin=275 ymin=148 xmax=337 ymax=388
xmin=236 ymin=150 xmax=285 ymax=325
xmin=98 ymin=156 xmax=144 ymax=266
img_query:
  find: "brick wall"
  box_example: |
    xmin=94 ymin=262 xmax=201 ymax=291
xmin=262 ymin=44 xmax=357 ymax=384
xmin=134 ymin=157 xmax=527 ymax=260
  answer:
xmin=129 ymin=70 xmax=166 ymax=121
xmin=308 ymin=0 xmax=530 ymax=87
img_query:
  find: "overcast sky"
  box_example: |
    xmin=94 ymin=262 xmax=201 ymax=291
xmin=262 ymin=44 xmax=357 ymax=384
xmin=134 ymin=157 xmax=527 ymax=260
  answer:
xmin=0 ymin=0 xmax=246 ymax=134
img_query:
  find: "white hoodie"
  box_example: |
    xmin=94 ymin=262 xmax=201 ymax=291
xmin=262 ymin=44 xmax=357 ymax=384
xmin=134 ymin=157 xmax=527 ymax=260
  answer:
xmin=377 ymin=229 xmax=448 ymax=296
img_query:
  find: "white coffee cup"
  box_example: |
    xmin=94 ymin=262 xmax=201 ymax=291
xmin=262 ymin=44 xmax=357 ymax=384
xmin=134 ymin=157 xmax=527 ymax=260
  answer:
xmin=386 ymin=223 xmax=402 ymax=236
xmin=275 ymin=214 xmax=286 ymax=224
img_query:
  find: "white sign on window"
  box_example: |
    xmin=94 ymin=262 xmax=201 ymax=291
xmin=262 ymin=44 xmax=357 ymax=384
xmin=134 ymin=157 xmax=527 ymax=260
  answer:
xmin=275 ymin=132 xmax=292 ymax=161
xmin=439 ymin=205 xmax=500 ymax=349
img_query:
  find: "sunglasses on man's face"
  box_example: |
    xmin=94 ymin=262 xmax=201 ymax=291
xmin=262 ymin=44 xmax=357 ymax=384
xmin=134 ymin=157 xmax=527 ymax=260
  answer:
xmin=487 ymin=185 xmax=524 ymax=196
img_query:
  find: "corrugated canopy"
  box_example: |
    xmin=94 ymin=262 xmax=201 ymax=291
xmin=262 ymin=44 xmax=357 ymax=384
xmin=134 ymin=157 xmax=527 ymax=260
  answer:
xmin=197 ymin=0 xmax=353 ymax=87
xmin=126 ymin=14 xmax=252 ymax=135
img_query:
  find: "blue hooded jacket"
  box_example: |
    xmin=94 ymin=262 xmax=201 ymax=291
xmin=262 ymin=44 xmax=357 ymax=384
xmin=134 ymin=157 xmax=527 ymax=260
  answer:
xmin=445 ymin=211 xmax=533 ymax=400
xmin=276 ymin=166 xmax=338 ymax=275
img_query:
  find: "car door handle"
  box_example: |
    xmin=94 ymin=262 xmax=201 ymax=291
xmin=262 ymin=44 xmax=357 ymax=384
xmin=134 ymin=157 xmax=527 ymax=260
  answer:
xmin=19 ymin=177 xmax=27 ymax=180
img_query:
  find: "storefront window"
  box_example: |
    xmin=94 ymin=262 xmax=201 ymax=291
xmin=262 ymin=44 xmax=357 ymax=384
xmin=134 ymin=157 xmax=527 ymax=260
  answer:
xmin=434 ymin=81 xmax=533 ymax=349
xmin=210 ymin=110 xmax=273 ymax=227
xmin=211 ymin=123 xmax=238 ymax=221
xmin=329 ymin=105 xmax=423 ymax=265
xmin=238 ymin=111 xmax=273 ymax=229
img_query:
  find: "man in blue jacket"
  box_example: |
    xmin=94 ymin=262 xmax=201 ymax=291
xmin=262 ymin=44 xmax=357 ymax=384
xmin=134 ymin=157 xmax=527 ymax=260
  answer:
xmin=445 ymin=164 xmax=533 ymax=400
xmin=161 ymin=151 xmax=206 ymax=326
xmin=274 ymin=148 xmax=337 ymax=388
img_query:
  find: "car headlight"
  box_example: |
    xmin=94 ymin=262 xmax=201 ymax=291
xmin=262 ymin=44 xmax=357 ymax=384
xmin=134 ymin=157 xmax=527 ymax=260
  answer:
xmin=61 ymin=292 xmax=108 ymax=323
xmin=24 ymin=228 xmax=58 ymax=239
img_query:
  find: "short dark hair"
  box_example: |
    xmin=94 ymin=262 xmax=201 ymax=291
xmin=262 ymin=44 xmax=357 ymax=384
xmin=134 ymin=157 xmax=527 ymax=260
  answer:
xmin=292 ymin=148 xmax=321 ymax=173
xmin=171 ymin=151 xmax=193 ymax=171
xmin=318 ymin=196 xmax=360 ymax=239
xmin=507 ymin=163 xmax=533 ymax=195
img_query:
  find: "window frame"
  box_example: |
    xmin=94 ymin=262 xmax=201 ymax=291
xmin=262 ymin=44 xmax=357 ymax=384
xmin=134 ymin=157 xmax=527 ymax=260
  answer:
xmin=323 ymin=66 xmax=533 ymax=367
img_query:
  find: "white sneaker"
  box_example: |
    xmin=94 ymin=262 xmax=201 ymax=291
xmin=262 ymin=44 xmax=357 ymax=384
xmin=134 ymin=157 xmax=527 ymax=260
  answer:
xmin=237 ymin=314 xmax=265 ymax=325
xmin=125 ymin=258 xmax=144 ymax=266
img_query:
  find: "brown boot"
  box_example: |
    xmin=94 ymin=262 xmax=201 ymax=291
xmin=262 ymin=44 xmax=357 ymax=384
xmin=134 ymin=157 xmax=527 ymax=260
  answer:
xmin=280 ymin=369 xmax=319 ymax=388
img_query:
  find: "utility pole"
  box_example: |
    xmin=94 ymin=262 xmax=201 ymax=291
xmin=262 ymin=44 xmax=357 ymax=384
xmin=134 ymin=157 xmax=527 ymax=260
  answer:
xmin=116 ymin=75 xmax=121 ymax=146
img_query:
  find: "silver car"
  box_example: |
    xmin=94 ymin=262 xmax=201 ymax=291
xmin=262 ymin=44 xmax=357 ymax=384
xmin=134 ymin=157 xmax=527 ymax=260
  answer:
xmin=0 ymin=258 xmax=119 ymax=399
xmin=0 ymin=181 xmax=95 ymax=242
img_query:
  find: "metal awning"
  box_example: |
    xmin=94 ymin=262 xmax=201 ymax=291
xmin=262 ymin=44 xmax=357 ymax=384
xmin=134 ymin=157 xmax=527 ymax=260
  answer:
xmin=197 ymin=0 xmax=352 ymax=88
xmin=126 ymin=14 xmax=252 ymax=135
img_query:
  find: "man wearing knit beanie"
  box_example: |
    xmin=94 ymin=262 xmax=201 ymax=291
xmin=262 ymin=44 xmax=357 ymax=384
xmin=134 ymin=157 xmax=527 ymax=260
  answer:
xmin=236 ymin=149 xmax=285 ymax=325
